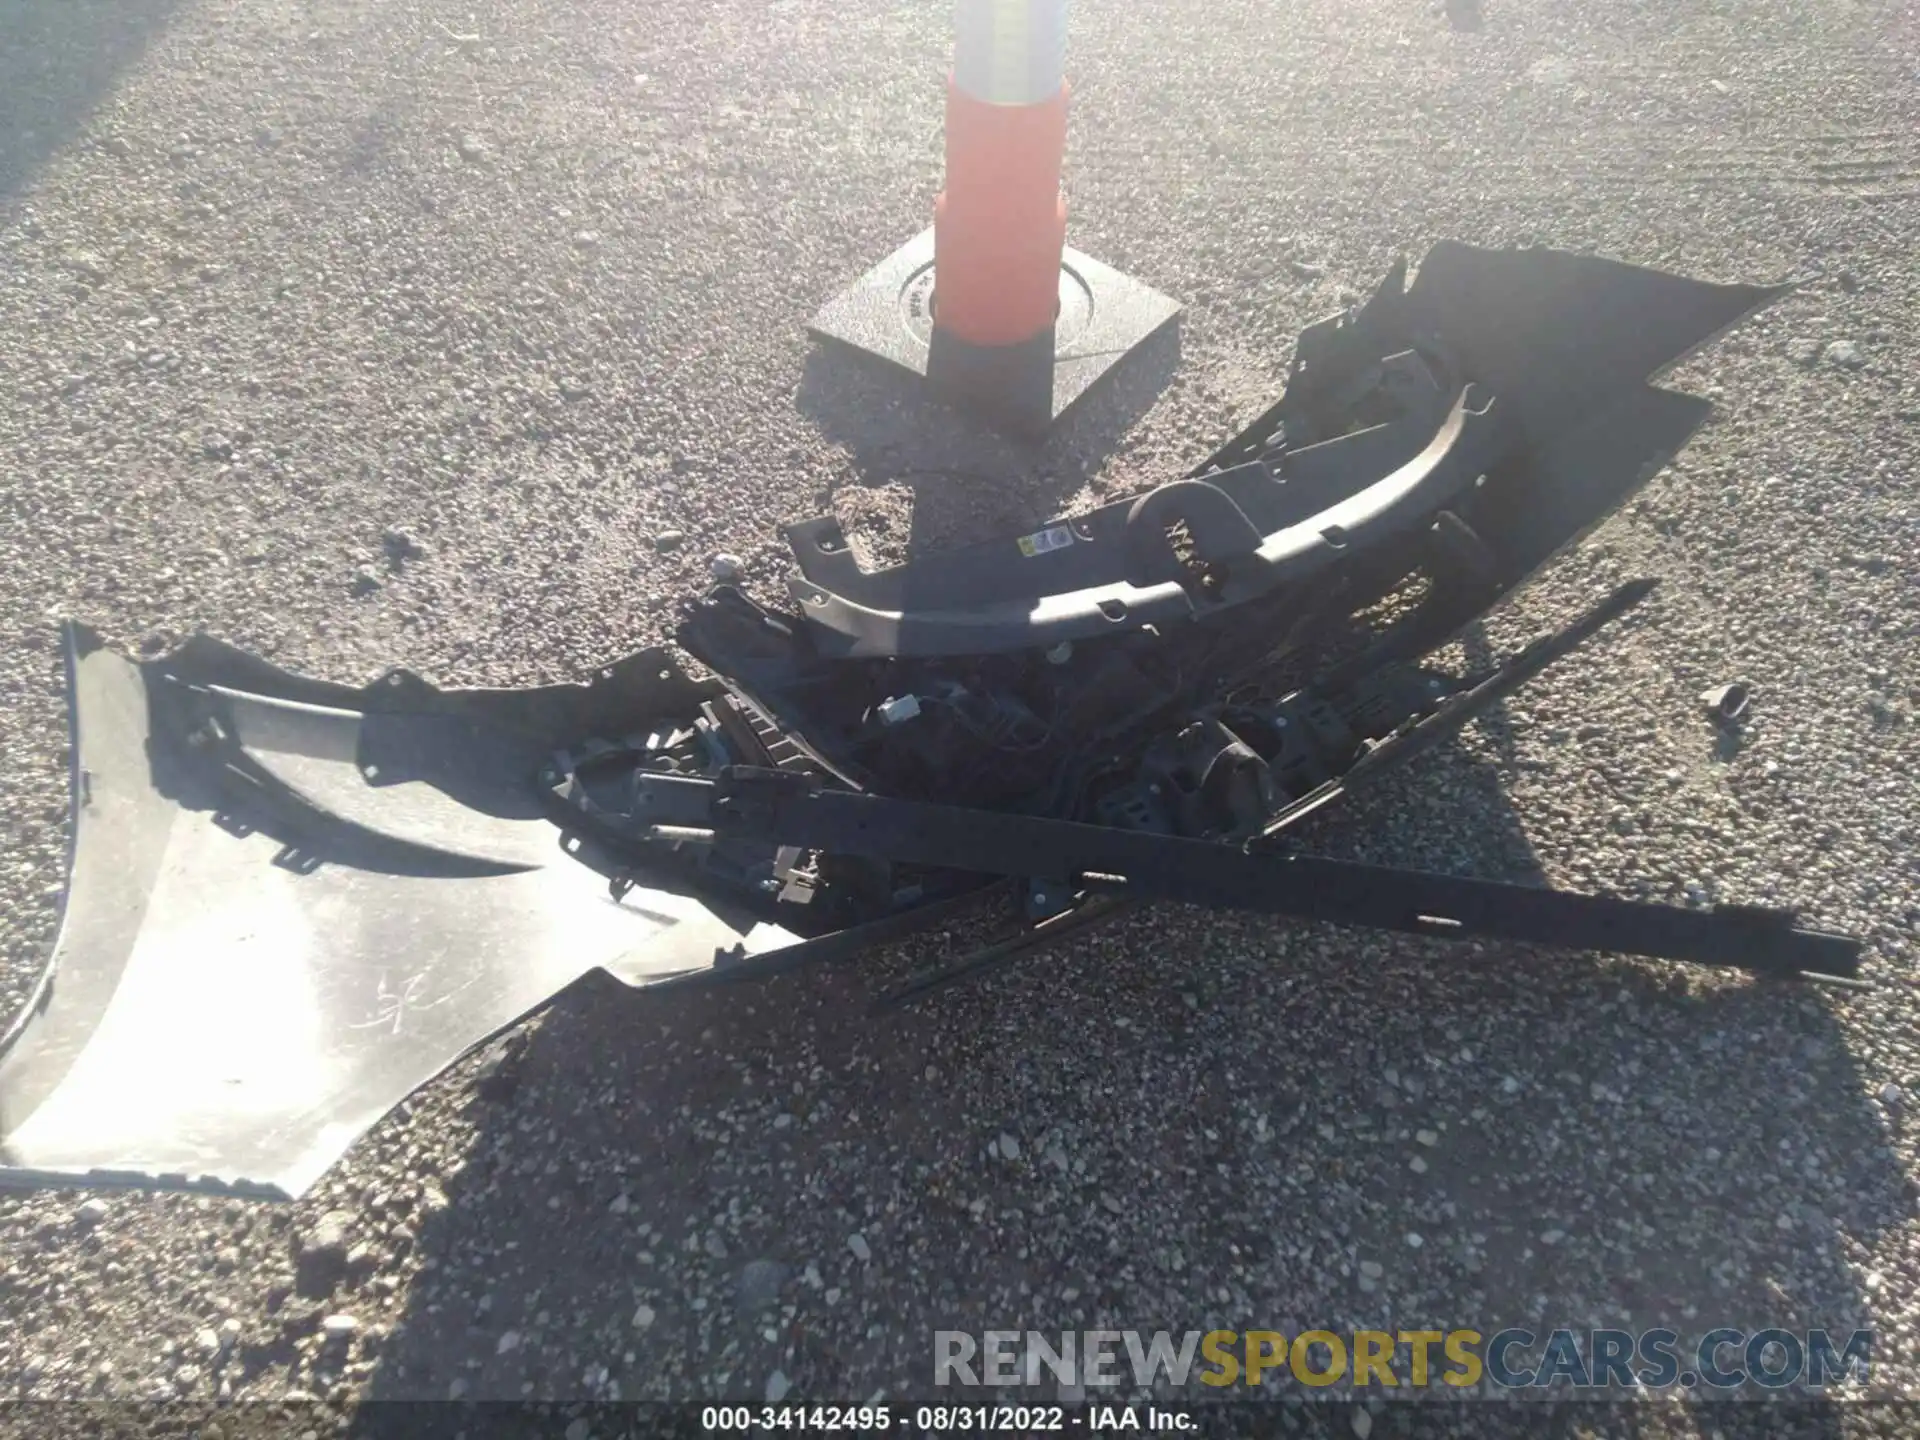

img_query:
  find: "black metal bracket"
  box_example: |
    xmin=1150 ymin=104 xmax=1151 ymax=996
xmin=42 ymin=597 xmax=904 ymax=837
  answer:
xmin=630 ymin=768 xmax=1863 ymax=986
xmin=625 ymin=576 xmax=1861 ymax=999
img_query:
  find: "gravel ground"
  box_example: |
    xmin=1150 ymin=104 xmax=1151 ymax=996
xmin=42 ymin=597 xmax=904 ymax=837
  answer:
xmin=1 ymin=0 xmax=1918 ymax=1432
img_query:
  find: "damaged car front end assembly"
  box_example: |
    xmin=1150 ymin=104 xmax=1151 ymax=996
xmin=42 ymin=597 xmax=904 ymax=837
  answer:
xmin=0 ymin=243 xmax=1863 ymax=1200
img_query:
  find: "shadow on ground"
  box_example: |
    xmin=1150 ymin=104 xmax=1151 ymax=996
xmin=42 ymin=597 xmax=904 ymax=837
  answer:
xmin=0 ymin=0 xmax=182 ymax=210
xmin=345 ymin=653 xmax=1902 ymax=1428
xmin=795 ymin=321 xmax=1182 ymax=556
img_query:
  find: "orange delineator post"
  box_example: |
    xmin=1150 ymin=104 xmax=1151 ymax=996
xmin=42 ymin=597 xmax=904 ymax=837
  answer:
xmin=925 ymin=0 xmax=1074 ymax=420
xmin=933 ymin=63 xmax=1069 ymax=348
xmin=807 ymin=0 xmax=1180 ymax=437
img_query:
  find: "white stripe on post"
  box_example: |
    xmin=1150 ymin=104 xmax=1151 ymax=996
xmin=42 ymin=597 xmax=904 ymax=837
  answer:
xmin=952 ymin=0 xmax=1070 ymax=107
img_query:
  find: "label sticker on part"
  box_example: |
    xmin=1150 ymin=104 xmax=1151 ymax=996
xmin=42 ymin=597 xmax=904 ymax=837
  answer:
xmin=1017 ymin=524 xmax=1075 ymax=558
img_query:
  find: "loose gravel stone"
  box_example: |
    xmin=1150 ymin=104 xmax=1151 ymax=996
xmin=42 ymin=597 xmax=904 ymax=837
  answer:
xmin=737 ymin=1260 xmax=786 ymax=1313
xmin=294 ymin=1212 xmax=354 ymax=1299
xmin=382 ymin=526 xmax=425 ymax=564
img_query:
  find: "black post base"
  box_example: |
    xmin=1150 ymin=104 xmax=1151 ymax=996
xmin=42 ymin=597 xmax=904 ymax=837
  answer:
xmin=808 ymin=227 xmax=1180 ymax=439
